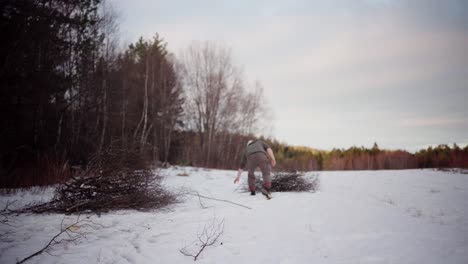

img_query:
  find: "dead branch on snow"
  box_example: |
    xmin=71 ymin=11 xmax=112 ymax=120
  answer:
xmin=1 ymin=200 xmax=16 ymax=227
xmin=180 ymin=217 xmax=225 ymax=261
xmin=16 ymin=216 xmax=103 ymax=264
xmin=187 ymin=190 xmax=251 ymax=210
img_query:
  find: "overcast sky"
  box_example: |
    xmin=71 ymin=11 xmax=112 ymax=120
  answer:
xmin=114 ymin=0 xmax=468 ymax=151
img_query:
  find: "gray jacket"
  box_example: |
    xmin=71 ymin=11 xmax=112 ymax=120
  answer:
xmin=240 ymin=140 xmax=270 ymax=168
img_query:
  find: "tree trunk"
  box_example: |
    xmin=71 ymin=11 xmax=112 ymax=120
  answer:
xmin=98 ymin=67 xmax=108 ymax=154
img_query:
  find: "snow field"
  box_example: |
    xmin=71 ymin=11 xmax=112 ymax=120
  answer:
xmin=1 ymin=168 xmax=468 ymax=263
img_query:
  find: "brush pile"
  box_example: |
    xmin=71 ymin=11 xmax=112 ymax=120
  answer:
xmin=17 ymin=149 xmax=176 ymax=214
xmin=244 ymin=171 xmax=319 ymax=193
xmin=18 ymin=170 xmax=176 ymax=214
xmin=271 ymin=171 xmax=319 ymax=192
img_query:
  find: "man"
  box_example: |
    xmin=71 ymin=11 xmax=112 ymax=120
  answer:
xmin=234 ymin=139 xmax=276 ymax=197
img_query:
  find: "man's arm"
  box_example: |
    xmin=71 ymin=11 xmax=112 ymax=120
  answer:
xmin=234 ymin=151 xmax=247 ymax=184
xmin=234 ymin=169 xmax=242 ymax=184
xmin=267 ymin=148 xmax=276 ymax=167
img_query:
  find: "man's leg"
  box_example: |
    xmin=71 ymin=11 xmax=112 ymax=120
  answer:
xmin=247 ymin=158 xmax=257 ymax=193
xmin=259 ymin=157 xmax=272 ymax=191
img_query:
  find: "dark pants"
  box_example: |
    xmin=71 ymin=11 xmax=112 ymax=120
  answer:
xmin=247 ymin=152 xmax=271 ymax=192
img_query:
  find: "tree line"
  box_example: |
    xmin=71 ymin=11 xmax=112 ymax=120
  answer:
xmin=266 ymin=141 xmax=468 ymax=171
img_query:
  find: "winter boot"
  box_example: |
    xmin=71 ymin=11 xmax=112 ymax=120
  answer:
xmin=261 ymin=188 xmax=272 ymax=199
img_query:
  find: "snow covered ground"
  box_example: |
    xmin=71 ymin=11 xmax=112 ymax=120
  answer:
xmin=1 ymin=168 xmax=468 ymax=263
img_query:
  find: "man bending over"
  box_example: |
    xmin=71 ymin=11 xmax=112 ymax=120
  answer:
xmin=234 ymin=139 xmax=276 ymax=197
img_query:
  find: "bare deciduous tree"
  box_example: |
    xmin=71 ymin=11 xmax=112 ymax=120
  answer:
xmin=115 ymin=36 xmax=183 ymax=162
xmin=180 ymin=41 xmax=269 ymax=167
xmin=181 ymin=41 xmax=239 ymax=166
xmin=97 ymin=0 xmax=120 ymax=154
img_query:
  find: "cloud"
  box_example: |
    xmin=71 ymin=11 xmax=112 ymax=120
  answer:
xmin=114 ymin=0 xmax=468 ymax=150
xmin=398 ymin=117 xmax=468 ymax=128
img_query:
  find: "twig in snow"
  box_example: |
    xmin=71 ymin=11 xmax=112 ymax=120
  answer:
xmin=180 ymin=217 xmax=225 ymax=261
xmin=188 ymin=191 xmax=251 ymax=210
xmin=1 ymin=200 xmax=16 ymax=226
xmin=232 ymin=183 xmax=242 ymax=193
xmin=196 ymin=193 xmax=212 ymax=209
xmin=16 ymin=216 xmax=103 ymax=264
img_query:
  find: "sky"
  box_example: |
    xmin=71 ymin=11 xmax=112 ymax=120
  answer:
xmin=113 ymin=0 xmax=468 ymax=152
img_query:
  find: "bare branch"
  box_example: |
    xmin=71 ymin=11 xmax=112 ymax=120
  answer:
xmin=1 ymin=200 xmax=16 ymax=226
xmin=196 ymin=193 xmax=212 ymax=209
xmin=187 ymin=191 xmax=251 ymax=210
xmin=16 ymin=216 xmax=102 ymax=264
xmin=180 ymin=217 xmax=225 ymax=261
